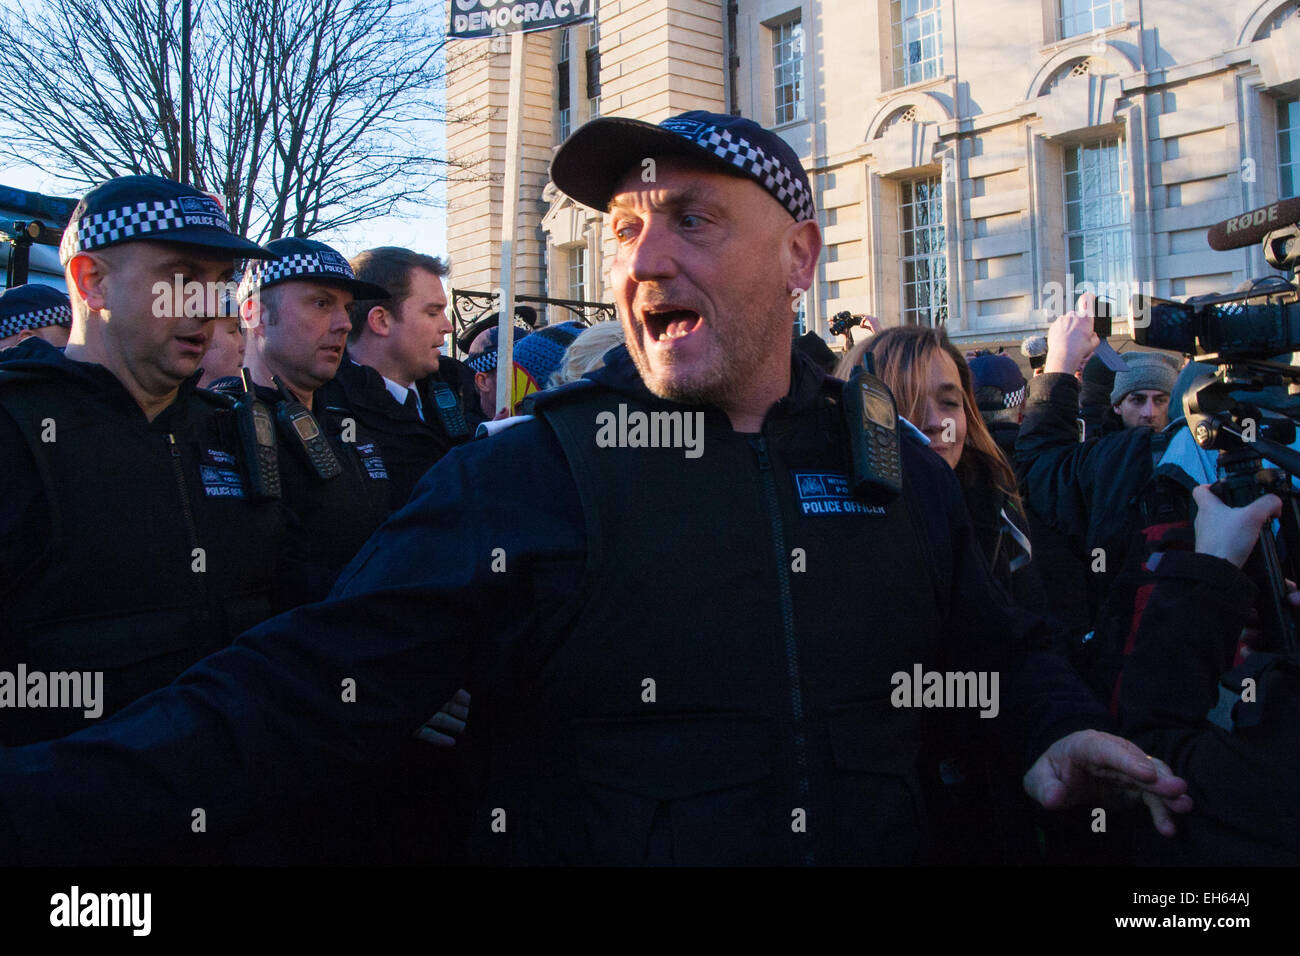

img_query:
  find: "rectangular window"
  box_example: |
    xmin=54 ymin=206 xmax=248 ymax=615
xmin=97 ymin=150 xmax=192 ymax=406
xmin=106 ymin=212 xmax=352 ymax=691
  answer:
xmin=899 ymin=176 xmax=947 ymax=326
xmin=772 ymin=16 xmax=804 ymax=126
xmin=1280 ymin=97 xmax=1300 ymax=198
xmin=557 ymin=28 xmax=571 ymax=142
xmin=891 ymin=0 xmax=942 ymax=88
xmin=586 ymin=18 xmax=601 ymax=119
xmin=569 ymin=246 xmax=587 ymax=302
xmin=1064 ymin=138 xmax=1133 ymax=297
xmin=1058 ymin=0 xmax=1123 ymax=40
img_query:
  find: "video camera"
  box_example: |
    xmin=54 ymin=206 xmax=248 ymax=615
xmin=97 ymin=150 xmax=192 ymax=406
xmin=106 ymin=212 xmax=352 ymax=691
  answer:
xmin=1133 ymin=196 xmax=1300 ymax=361
xmin=1144 ymin=197 xmax=1300 ymax=653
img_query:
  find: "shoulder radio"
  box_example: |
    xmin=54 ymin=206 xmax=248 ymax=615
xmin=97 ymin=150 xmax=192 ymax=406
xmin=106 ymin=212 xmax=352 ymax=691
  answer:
xmin=233 ymin=367 xmax=282 ymax=500
xmin=429 ymin=380 xmax=470 ymax=441
xmin=843 ymin=360 xmax=903 ymax=505
xmin=272 ymin=375 xmax=343 ymax=481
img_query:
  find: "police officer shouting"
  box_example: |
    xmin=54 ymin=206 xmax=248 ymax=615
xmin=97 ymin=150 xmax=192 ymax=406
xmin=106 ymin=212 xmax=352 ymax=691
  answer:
xmin=0 ymin=175 xmax=294 ymax=750
xmin=232 ymin=238 xmax=393 ymax=580
xmin=0 ymin=120 xmax=1190 ymax=865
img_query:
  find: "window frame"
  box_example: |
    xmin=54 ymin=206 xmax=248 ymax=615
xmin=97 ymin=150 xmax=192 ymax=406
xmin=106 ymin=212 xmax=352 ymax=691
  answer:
xmin=1062 ymin=136 xmax=1134 ymax=301
xmin=891 ymin=0 xmax=943 ymax=89
xmin=770 ymin=13 xmax=806 ymax=127
xmin=897 ymin=174 xmax=948 ymax=327
xmin=1279 ymin=95 xmax=1300 ymax=198
xmin=557 ymin=28 xmax=572 ymax=143
xmin=1056 ymin=0 xmax=1123 ymax=41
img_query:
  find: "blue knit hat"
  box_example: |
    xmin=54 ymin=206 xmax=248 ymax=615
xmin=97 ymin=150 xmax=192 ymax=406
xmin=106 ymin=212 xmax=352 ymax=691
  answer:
xmin=513 ymin=322 xmax=586 ymax=390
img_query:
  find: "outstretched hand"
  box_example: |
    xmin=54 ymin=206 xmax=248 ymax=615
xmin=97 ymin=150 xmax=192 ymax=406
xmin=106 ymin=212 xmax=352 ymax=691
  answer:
xmin=1024 ymin=729 xmax=1193 ymax=836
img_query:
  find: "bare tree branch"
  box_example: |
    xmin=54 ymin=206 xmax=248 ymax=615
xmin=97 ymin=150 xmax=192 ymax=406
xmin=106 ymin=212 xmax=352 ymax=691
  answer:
xmin=0 ymin=0 xmax=484 ymax=241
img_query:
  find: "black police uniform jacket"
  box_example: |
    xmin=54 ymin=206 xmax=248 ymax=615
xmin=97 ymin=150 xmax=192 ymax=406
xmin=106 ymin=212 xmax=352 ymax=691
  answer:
xmin=0 ymin=339 xmax=293 ymax=747
xmin=212 ymin=379 xmax=392 ymax=588
xmin=0 ymin=346 xmax=1106 ymax=864
xmin=318 ymin=355 xmax=467 ymax=511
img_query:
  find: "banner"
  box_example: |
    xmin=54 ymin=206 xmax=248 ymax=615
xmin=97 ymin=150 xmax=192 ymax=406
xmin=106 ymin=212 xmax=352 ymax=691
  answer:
xmin=449 ymin=0 xmax=592 ymax=38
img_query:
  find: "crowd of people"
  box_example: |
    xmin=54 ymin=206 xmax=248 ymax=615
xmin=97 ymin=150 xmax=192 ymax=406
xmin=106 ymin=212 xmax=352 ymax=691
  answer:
xmin=0 ymin=108 xmax=1293 ymax=866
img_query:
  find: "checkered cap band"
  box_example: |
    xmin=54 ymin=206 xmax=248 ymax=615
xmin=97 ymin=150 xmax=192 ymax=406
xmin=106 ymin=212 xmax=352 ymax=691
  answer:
xmin=1003 ymin=384 xmax=1026 ymax=408
xmin=683 ymin=125 xmax=814 ymax=223
xmin=0 ymin=303 xmax=73 ymax=339
xmin=465 ymin=350 xmax=498 ymax=374
xmin=237 ymin=251 xmax=357 ymax=299
xmin=60 ymin=198 xmax=230 ymax=264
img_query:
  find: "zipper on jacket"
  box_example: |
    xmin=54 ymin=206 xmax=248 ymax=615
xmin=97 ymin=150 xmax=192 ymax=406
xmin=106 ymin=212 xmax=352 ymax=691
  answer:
xmin=168 ymin=433 xmax=205 ymax=603
xmin=750 ymin=435 xmax=814 ymax=866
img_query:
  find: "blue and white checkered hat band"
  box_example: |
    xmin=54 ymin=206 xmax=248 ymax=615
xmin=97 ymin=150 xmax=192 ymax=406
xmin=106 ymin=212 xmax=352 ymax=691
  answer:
xmin=60 ymin=197 xmax=231 ymax=264
xmin=1003 ymin=384 xmax=1026 ymax=408
xmin=465 ymin=350 xmax=498 ymax=374
xmin=237 ymin=250 xmax=357 ymax=299
xmin=0 ymin=303 xmax=73 ymax=339
xmin=663 ymin=122 xmax=814 ymax=222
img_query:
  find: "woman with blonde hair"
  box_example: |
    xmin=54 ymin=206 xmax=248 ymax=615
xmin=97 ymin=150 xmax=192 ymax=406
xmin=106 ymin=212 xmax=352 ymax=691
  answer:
xmin=548 ymin=320 xmax=626 ymax=388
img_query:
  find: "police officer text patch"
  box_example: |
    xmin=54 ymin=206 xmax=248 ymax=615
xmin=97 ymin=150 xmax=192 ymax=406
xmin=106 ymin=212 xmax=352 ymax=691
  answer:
xmin=200 ymin=448 xmax=246 ymax=498
xmin=794 ymin=472 xmax=885 ymax=516
xmin=355 ymin=442 xmax=389 ymax=481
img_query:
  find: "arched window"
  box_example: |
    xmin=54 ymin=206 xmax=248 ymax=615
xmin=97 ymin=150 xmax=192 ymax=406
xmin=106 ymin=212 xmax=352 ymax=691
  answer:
xmin=876 ymin=106 xmax=918 ymax=138
xmin=1039 ymin=57 xmax=1103 ymax=97
xmin=1255 ymin=1 xmax=1300 ymax=41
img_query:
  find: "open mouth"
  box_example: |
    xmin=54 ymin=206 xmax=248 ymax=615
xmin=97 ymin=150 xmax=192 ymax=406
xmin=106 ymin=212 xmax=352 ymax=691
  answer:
xmin=643 ymin=307 xmax=702 ymax=343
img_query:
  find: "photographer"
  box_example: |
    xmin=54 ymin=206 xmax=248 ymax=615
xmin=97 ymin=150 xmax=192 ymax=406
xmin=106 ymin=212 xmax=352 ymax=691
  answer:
xmin=1014 ymin=295 xmax=1183 ymax=638
xmin=1113 ymin=486 xmax=1300 ymax=864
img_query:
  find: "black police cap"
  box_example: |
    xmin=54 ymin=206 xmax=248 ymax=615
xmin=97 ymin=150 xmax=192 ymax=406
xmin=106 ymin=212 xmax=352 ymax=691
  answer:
xmin=0 ymin=284 xmax=72 ymax=339
xmin=60 ymin=174 xmax=271 ymax=264
xmin=237 ymin=237 xmax=390 ymax=301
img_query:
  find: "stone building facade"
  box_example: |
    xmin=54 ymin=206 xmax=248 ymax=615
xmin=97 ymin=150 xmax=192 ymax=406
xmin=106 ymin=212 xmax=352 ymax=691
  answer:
xmin=445 ymin=0 xmax=1300 ymax=344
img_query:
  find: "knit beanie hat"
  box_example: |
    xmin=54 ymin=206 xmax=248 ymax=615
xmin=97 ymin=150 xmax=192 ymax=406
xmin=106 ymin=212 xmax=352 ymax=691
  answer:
xmin=1110 ymin=352 xmax=1179 ymax=405
xmin=509 ymin=321 xmax=586 ymax=406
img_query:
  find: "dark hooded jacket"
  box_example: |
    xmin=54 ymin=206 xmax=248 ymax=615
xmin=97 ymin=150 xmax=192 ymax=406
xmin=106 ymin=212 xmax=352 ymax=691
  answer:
xmin=1014 ymin=372 xmax=1162 ymax=628
xmin=0 ymin=338 xmax=298 ymax=746
xmin=0 ymin=346 xmax=1107 ymax=865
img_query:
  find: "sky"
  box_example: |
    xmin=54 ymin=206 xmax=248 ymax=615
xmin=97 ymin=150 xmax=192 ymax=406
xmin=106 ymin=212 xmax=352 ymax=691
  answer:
xmin=0 ymin=0 xmax=451 ymax=261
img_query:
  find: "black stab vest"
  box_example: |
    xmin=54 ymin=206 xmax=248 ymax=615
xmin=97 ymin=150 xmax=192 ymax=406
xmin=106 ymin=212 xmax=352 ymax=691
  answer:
xmin=0 ymin=373 xmax=287 ymax=745
xmin=245 ymin=383 xmax=391 ymax=576
xmin=318 ymin=359 xmax=457 ymax=511
xmin=470 ymin=383 xmax=945 ymax=865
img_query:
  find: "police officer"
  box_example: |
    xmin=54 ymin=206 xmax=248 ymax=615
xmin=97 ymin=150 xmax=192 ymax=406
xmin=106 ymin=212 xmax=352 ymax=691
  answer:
xmin=0 ymin=284 xmax=73 ymax=351
xmin=229 ymin=238 xmax=393 ymax=582
xmin=0 ymin=117 xmax=1191 ymax=865
xmin=0 ymin=174 xmax=293 ymax=749
xmin=322 ymin=247 xmax=468 ymax=510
